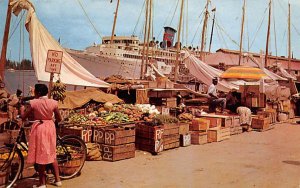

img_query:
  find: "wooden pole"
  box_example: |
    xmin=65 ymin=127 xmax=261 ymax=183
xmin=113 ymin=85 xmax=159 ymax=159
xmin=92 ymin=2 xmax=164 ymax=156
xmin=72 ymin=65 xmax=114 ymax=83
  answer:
xmin=145 ymin=0 xmax=152 ymax=74
xmin=208 ymin=8 xmax=216 ymax=53
xmin=48 ymin=73 xmax=54 ymax=98
xmin=140 ymin=0 xmax=149 ymax=79
xmin=174 ymin=0 xmax=184 ymax=82
xmin=0 ymin=0 xmax=12 ymax=81
xmin=200 ymin=0 xmax=209 ymax=61
xmin=238 ymin=0 xmax=246 ymax=66
xmin=110 ymin=0 xmax=120 ymax=44
xmin=264 ymin=0 xmax=272 ymax=68
xmin=288 ymin=3 xmax=291 ymax=73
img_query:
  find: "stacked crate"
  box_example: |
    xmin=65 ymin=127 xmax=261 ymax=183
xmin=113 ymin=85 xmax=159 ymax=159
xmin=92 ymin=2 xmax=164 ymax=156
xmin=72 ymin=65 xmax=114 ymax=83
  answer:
xmin=135 ymin=123 xmax=164 ymax=154
xmin=178 ymin=123 xmax=191 ymax=147
xmin=251 ymin=117 xmax=271 ymax=131
xmin=229 ymin=116 xmax=243 ymax=136
xmin=190 ymin=118 xmax=209 ymax=145
xmin=94 ymin=124 xmax=135 ymax=162
xmin=163 ymin=123 xmax=180 ymax=150
xmin=61 ymin=125 xmax=93 ymax=143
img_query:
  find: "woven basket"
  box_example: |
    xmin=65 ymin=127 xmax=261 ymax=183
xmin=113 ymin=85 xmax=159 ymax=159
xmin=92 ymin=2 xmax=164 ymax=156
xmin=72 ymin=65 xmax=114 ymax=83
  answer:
xmin=59 ymin=156 xmax=82 ymax=175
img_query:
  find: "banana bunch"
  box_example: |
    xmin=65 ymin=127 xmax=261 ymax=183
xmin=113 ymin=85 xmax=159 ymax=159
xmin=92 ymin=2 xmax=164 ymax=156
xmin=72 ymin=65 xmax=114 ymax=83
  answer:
xmin=51 ymin=80 xmax=66 ymax=102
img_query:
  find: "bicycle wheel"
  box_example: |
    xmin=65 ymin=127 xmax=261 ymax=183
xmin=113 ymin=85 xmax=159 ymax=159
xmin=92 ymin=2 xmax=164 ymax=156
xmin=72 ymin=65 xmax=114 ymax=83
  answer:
xmin=57 ymin=135 xmax=87 ymax=179
xmin=0 ymin=146 xmax=24 ymax=188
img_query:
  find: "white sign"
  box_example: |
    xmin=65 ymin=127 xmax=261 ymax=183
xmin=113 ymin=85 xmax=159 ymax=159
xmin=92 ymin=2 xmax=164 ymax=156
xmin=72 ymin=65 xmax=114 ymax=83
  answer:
xmin=45 ymin=50 xmax=63 ymax=74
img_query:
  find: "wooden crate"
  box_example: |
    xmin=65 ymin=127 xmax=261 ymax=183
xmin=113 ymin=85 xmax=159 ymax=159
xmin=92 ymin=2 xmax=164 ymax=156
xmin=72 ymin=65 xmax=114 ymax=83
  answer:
xmin=190 ymin=131 xmax=208 ymax=145
xmin=251 ymin=117 xmax=271 ymax=130
xmin=92 ymin=126 xmax=110 ymax=144
xmin=232 ymin=116 xmax=240 ymax=127
xmin=163 ymin=123 xmax=179 ymax=136
xmin=180 ymin=134 xmax=191 ymax=147
xmin=62 ymin=125 xmax=93 ymax=143
xmin=157 ymin=81 xmax=174 ymax=89
xmin=178 ymin=123 xmax=190 ymax=135
xmin=191 ymin=118 xmax=210 ymax=131
xmin=201 ymin=117 xmax=222 ymax=128
xmin=164 ymin=135 xmax=180 ymax=150
xmin=230 ymin=126 xmax=243 ymax=135
xmin=207 ymin=127 xmax=230 ymax=142
xmin=135 ymin=137 xmax=164 ymax=154
xmin=135 ymin=124 xmax=164 ymax=140
xmin=163 ymin=98 xmax=177 ymax=108
xmin=104 ymin=125 xmax=135 ymax=146
xmin=101 ymin=143 xmax=135 ymax=162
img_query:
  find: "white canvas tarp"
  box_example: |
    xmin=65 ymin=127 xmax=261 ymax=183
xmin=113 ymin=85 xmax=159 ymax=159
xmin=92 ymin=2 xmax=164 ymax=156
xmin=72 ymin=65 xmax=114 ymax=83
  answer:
xmin=183 ymin=51 xmax=238 ymax=92
xmin=11 ymin=0 xmax=110 ymax=88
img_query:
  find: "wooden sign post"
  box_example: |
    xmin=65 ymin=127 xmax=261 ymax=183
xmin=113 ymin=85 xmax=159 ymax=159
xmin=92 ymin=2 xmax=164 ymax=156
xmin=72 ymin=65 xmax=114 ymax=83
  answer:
xmin=45 ymin=50 xmax=63 ymax=98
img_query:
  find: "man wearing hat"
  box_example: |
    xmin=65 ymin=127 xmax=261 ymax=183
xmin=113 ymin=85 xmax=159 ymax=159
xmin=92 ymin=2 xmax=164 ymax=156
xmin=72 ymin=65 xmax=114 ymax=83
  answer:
xmin=207 ymin=77 xmax=226 ymax=113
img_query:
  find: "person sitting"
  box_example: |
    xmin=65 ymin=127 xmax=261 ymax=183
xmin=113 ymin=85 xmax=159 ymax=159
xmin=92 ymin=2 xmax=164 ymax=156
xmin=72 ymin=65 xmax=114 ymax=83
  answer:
xmin=0 ymin=82 xmax=8 ymax=111
xmin=207 ymin=77 xmax=226 ymax=113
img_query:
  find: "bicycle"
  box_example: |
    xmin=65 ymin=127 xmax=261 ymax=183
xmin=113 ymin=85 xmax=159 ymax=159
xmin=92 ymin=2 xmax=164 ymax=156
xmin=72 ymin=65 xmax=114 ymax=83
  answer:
xmin=0 ymin=120 xmax=87 ymax=188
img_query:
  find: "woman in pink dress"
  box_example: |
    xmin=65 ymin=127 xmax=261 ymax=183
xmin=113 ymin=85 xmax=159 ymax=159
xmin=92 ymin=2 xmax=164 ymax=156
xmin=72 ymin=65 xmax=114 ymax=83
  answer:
xmin=21 ymin=84 xmax=62 ymax=188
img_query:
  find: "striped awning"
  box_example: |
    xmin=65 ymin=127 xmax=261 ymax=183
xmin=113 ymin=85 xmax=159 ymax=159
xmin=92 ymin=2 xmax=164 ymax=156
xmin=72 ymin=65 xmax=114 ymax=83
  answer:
xmin=220 ymin=66 xmax=267 ymax=80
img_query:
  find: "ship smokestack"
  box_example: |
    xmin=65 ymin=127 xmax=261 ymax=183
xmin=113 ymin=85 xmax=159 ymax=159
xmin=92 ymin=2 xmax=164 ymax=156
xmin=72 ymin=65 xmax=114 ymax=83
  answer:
xmin=162 ymin=26 xmax=177 ymax=49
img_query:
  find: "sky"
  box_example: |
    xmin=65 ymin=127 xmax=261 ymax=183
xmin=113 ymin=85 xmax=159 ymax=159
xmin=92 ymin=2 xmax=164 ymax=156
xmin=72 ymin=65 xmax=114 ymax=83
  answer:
xmin=1 ymin=0 xmax=300 ymax=62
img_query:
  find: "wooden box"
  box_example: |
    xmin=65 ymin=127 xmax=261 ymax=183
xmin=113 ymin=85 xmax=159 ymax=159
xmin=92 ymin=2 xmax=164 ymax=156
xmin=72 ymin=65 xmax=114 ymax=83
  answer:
xmin=101 ymin=143 xmax=135 ymax=162
xmin=178 ymin=123 xmax=190 ymax=135
xmin=207 ymin=127 xmax=230 ymax=142
xmin=230 ymin=126 xmax=243 ymax=135
xmin=62 ymin=126 xmax=93 ymax=143
xmin=202 ymin=117 xmax=222 ymax=128
xmin=180 ymin=134 xmax=191 ymax=147
xmin=191 ymin=118 xmax=210 ymax=131
xmin=232 ymin=116 xmax=240 ymax=127
xmin=136 ymin=89 xmax=149 ymax=104
xmin=157 ymin=81 xmax=174 ymax=89
xmin=164 ymin=135 xmax=180 ymax=150
xmin=92 ymin=126 xmax=108 ymax=144
xmin=251 ymin=117 xmax=271 ymax=130
xmin=135 ymin=137 xmax=164 ymax=154
xmin=191 ymin=131 xmax=208 ymax=145
xmin=164 ymin=98 xmax=177 ymax=108
xmin=135 ymin=124 xmax=164 ymax=140
xmin=104 ymin=125 xmax=135 ymax=146
xmin=163 ymin=123 xmax=179 ymax=136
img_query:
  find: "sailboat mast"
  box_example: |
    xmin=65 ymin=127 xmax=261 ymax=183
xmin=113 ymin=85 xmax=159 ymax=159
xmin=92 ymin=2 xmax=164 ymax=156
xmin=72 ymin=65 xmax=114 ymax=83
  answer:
xmin=110 ymin=0 xmax=120 ymax=44
xmin=141 ymin=0 xmax=149 ymax=79
xmin=238 ymin=0 xmax=246 ymax=66
xmin=200 ymin=0 xmax=209 ymax=61
xmin=264 ymin=0 xmax=272 ymax=68
xmin=174 ymin=0 xmax=184 ymax=82
xmin=208 ymin=7 xmax=216 ymax=53
xmin=288 ymin=3 xmax=291 ymax=73
xmin=145 ymin=0 xmax=152 ymax=72
xmin=0 ymin=0 xmax=12 ymax=81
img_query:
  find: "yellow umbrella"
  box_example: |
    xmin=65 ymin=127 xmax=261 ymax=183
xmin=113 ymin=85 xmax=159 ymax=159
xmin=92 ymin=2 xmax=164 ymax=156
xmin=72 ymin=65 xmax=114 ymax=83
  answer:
xmin=220 ymin=66 xmax=267 ymax=80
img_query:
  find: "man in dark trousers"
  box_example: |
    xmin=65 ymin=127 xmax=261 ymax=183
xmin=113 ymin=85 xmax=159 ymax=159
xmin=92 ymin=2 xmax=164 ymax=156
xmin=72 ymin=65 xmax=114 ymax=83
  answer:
xmin=207 ymin=77 xmax=226 ymax=113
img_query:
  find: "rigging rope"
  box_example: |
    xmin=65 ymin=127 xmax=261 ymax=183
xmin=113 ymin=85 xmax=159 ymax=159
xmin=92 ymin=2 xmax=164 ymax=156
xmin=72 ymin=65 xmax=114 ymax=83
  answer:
xmin=77 ymin=0 xmax=102 ymax=39
xmin=8 ymin=11 xmax=25 ymax=41
xmin=190 ymin=8 xmax=205 ymax=44
xmin=132 ymin=0 xmax=146 ymax=36
xmin=169 ymin=0 xmax=180 ymax=26
xmin=215 ymin=19 xmax=240 ymax=49
xmin=272 ymin=2 xmax=278 ymax=57
xmin=249 ymin=6 xmax=268 ymax=49
xmin=157 ymin=0 xmax=179 ymax=39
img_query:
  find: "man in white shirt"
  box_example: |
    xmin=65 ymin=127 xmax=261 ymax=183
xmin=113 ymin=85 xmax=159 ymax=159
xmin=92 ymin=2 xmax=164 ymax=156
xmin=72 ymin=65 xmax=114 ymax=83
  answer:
xmin=207 ymin=77 xmax=226 ymax=113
